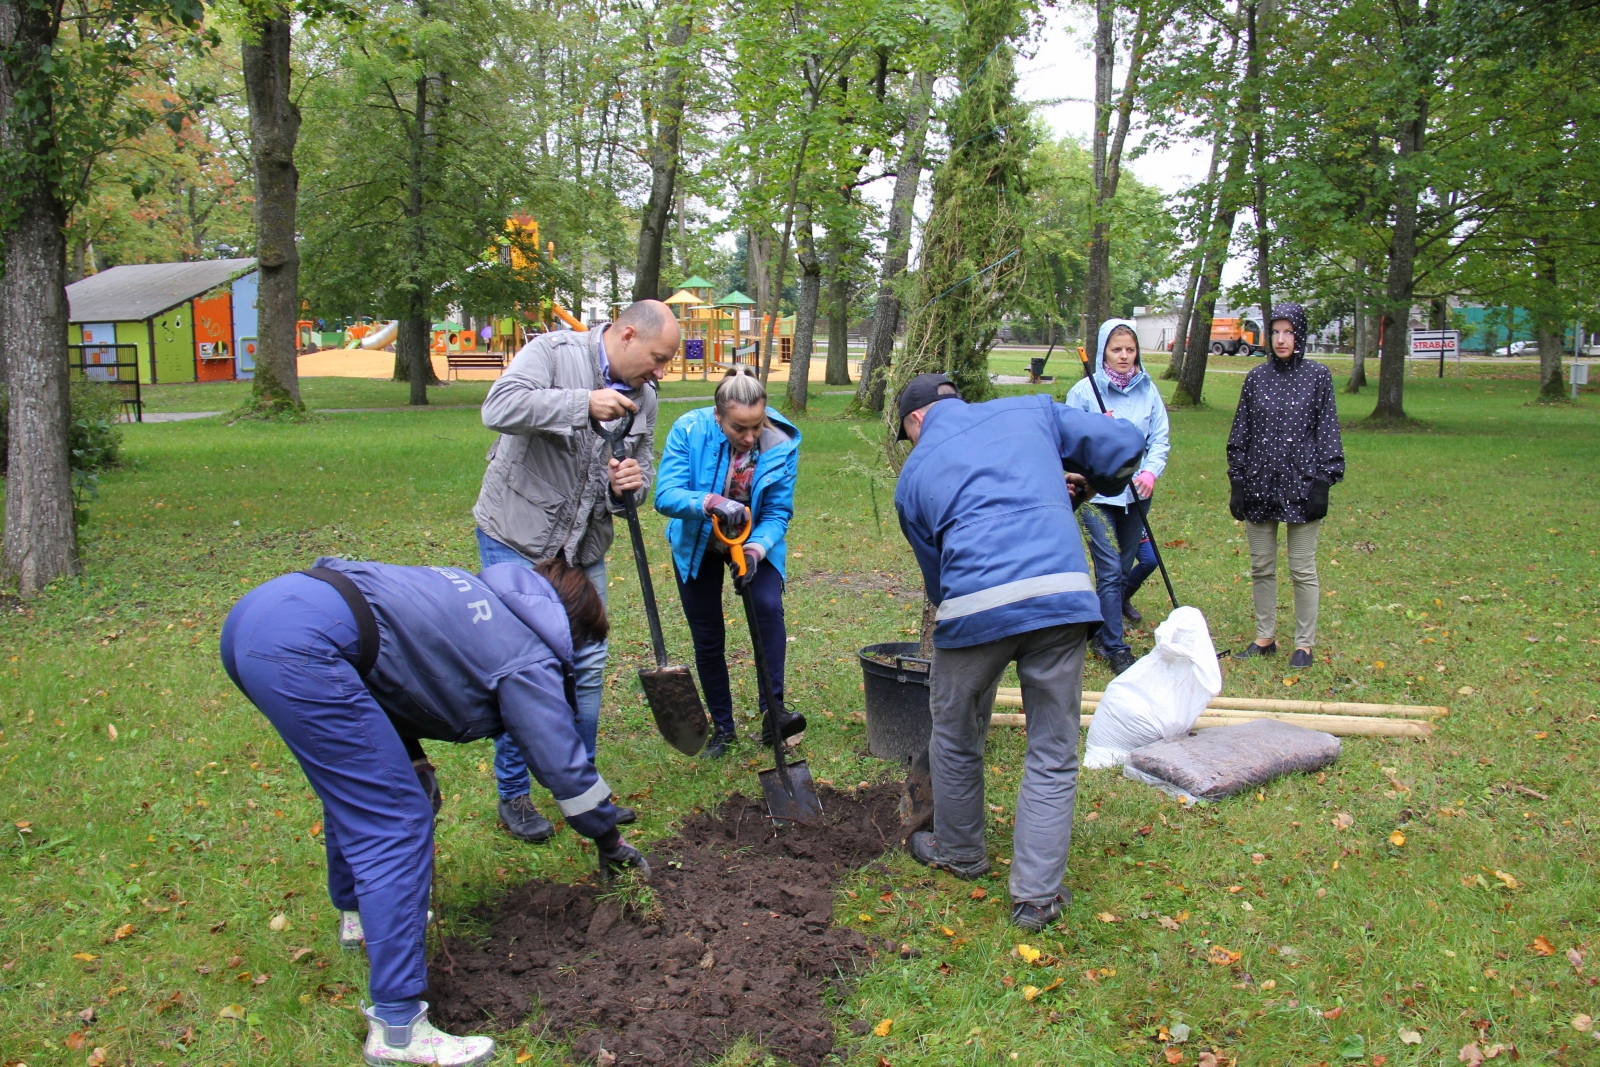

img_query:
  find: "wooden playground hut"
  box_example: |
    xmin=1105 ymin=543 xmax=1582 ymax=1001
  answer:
xmin=663 ymin=283 xmax=791 ymax=380
xmin=66 ymin=260 xmax=261 ymax=399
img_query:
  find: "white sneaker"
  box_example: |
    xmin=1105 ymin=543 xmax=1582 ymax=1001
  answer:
xmin=363 ymin=1002 xmax=495 ymax=1067
xmin=339 ymin=910 xmax=433 ymax=950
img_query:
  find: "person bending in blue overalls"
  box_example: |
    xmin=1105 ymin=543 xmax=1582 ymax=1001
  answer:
xmin=220 ymin=557 xmax=646 ymax=1067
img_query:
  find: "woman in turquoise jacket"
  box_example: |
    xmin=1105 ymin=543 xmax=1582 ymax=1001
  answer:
xmin=1064 ymin=318 xmax=1171 ymax=675
xmin=654 ymin=368 xmax=802 ymax=757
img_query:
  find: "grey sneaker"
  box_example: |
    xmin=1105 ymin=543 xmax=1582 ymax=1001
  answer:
xmin=907 ymin=831 xmax=991 ymax=880
xmin=1010 ymin=898 xmax=1063 ymax=932
xmin=362 ymin=1001 xmax=495 ymax=1066
xmin=497 ymin=794 xmax=556 ymax=843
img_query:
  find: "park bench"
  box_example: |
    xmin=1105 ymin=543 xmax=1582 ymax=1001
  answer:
xmin=446 ymin=350 xmax=506 ymax=380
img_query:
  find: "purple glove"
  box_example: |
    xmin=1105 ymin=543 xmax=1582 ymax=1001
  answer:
xmin=744 ymin=543 xmax=765 ymax=566
xmin=1132 ymin=471 xmax=1156 ymax=499
xmin=704 ymin=493 xmax=749 ymax=534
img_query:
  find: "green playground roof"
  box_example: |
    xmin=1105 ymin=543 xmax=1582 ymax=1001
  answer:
xmin=678 ymin=275 xmax=715 ymax=289
xmin=715 ymin=290 xmax=756 ymax=306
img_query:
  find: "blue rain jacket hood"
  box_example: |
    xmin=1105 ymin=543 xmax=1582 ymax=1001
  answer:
xmin=894 ymin=394 xmax=1147 ymax=649
xmin=307 ymin=558 xmax=618 ymax=837
xmin=653 ymin=405 xmax=800 ymax=581
xmin=1063 ymin=318 xmax=1171 ymax=507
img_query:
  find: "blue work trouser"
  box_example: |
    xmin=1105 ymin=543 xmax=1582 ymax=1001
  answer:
xmin=220 ymin=574 xmax=432 ymax=1004
xmin=674 ymin=554 xmax=786 ymax=736
xmin=1079 ymin=501 xmax=1145 ymax=657
xmin=476 ymin=529 xmax=607 ymax=800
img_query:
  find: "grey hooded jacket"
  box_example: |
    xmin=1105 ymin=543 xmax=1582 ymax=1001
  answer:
xmin=472 ymin=326 xmax=657 ymax=566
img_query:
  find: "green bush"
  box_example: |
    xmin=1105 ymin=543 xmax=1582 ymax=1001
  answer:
xmin=0 ymin=379 xmax=123 ymax=476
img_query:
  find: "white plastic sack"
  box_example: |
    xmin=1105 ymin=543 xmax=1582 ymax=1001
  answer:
xmin=1082 ymin=606 xmax=1222 ymax=769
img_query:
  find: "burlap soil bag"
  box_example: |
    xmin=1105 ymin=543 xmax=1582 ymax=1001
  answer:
xmin=1124 ymin=719 xmax=1340 ymax=803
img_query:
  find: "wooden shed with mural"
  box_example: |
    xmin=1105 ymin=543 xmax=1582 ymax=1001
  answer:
xmin=65 ymin=258 xmax=259 ymax=386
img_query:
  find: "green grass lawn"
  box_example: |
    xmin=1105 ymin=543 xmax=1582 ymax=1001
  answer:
xmin=3 ymin=368 xmax=1597 ymax=1066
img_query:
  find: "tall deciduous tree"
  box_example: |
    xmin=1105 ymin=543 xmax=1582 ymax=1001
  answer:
xmin=632 ymin=6 xmax=692 ymax=302
xmin=1 ymin=0 xmax=208 ymax=593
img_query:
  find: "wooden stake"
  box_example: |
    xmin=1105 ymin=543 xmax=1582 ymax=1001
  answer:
xmin=988 ymin=710 xmax=1433 ymax=738
xmin=994 ymin=688 xmax=1447 ymax=719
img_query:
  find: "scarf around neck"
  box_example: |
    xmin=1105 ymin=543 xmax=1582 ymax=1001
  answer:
xmin=1103 ymin=361 xmax=1138 ymax=391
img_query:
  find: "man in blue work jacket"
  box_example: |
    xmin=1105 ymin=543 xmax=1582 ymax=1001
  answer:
xmin=893 ymin=373 xmax=1145 ymax=932
xmin=220 ymin=557 xmax=646 ymax=1067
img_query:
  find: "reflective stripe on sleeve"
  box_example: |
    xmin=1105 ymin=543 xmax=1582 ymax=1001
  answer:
xmin=934 ymin=571 xmax=1095 ymax=622
xmin=556 ymin=777 xmax=612 ymax=818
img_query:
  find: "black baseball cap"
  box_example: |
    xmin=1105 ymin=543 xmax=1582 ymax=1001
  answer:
xmin=895 ymin=373 xmax=961 ymax=439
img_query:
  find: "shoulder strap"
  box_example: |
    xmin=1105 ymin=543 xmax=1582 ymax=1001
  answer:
xmin=302 ymin=567 xmax=379 ymax=678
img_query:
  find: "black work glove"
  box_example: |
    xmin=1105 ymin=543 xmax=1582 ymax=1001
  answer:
xmin=705 ymin=493 xmax=749 ymax=535
xmin=597 ymin=833 xmax=651 ymax=881
xmin=1305 ymin=480 xmax=1330 ymax=521
xmin=413 ymin=758 xmax=442 ymax=816
xmin=1229 ymin=481 xmax=1246 ymax=521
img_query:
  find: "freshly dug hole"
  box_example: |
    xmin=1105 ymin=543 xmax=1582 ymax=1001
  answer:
xmin=429 ymin=785 xmax=902 ymax=1066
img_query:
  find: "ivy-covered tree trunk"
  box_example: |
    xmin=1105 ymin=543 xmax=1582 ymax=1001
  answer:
xmin=889 ymin=0 xmax=1032 ymax=417
xmin=1 ymin=0 xmax=81 ymax=593
xmin=632 ymin=14 xmax=691 ymax=302
xmin=856 ymin=68 xmax=933 ymax=413
xmin=823 ymin=226 xmax=851 ymax=386
xmin=786 ymin=202 xmax=822 ymax=412
xmin=241 ymin=13 xmax=305 ymax=414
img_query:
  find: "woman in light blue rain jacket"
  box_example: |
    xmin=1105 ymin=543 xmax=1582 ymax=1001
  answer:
xmin=653 ymin=368 xmax=801 ymax=756
xmin=1064 ymin=318 xmax=1170 ymax=673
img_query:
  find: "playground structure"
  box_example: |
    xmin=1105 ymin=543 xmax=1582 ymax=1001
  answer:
xmin=659 ymin=276 xmax=794 ymax=381
xmin=66 ymin=259 xmax=260 ymax=389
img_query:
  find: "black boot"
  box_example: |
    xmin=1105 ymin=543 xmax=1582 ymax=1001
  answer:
xmin=497 ymin=794 xmax=556 ymax=843
xmin=705 ymin=729 xmax=737 ymax=758
xmin=759 ymin=704 xmax=807 ymax=747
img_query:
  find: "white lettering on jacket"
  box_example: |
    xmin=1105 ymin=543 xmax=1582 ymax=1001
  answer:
xmin=468 ymin=600 xmax=493 ymax=623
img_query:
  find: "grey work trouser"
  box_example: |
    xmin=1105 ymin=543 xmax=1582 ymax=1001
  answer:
xmin=1245 ymin=518 xmax=1321 ymax=649
xmin=929 ymin=623 xmax=1087 ymax=906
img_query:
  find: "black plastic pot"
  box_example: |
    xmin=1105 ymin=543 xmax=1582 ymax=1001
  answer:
xmin=859 ymin=642 xmax=932 ymax=764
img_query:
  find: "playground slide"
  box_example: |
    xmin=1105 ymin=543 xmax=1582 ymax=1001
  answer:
xmin=551 ymin=303 xmax=588 ymax=332
xmin=360 ymin=320 xmax=399 ymax=350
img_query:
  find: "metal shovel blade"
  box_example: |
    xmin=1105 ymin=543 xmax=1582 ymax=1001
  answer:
xmin=758 ymin=759 xmax=824 ymax=827
xmin=638 ymin=665 xmax=709 ymax=756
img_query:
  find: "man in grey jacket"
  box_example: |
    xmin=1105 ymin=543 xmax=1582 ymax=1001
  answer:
xmin=473 ymin=299 xmax=679 ymax=842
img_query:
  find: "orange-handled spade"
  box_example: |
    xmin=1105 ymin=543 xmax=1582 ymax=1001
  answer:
xmin=712 ymin=514 xmax=822 ymax=826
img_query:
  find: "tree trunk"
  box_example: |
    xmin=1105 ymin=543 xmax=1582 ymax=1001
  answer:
xmin=393 ymin=66 xmax=438 ymax=400
xmin=1534 ymin=239 xmax=1565 ymax=400
xmin=758 ymin=130 xmax=811 ymax=384
xmin=1 ymin=0 xmax=80 ymax=593
xmin=1372 ymin=103 xmax=1427 ymax=424
xmin=632 ymin=15 xmax=692 ymax=302
xmin=396 ymin=318 xmax=432 ymax=402
xmin=823 ymin=226 xmax=851 ymax=385
xmin=1346 ymin=257 xmax=1368 ymax=392
xmin=856 ymin=68 xmax=934 ymax=412
xmin=1083 ymin=0 xmax=1150 ymax=341
xmin=241 ymin=14 xmax=304 ymax=413
xmin=786 ymin=203 xmax=822 ymax=412
xmin=1245 ymin=1 xmax=1270 ymax=328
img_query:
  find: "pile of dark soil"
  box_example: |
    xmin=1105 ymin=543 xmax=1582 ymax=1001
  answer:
xmin=429 ymin=785 xmax=902 ymax=1066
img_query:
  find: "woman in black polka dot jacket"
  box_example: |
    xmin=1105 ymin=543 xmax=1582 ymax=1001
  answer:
xmin=1226 ymin=302 xmax=1344 ymax=670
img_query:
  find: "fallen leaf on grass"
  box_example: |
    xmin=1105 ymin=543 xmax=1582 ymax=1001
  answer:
xmin=1338 ymin=1034 xmax=1365 ymax=1060
xmin=1016 ymin=944 xmax=1041 ymax=964
xmin=1460 ymin=1043 xmax=1484 ymax=1066
xmin=1137 ymin=824 xmax=1153 ymax=836
xmin=72 ymin=953 xmax=99 ymax=962
xmin=1389 ymin=830 xmax=1406 ymax=847
xmin=218 ymin=1004 xmax=247 ymax=1021
xmin=1198 ymin=1053 xmax=1218 ymax=1067
xmin=1398 ymin=1028 xmax=1422 ymax=1045
xmin=1572 ymin=1014 xmax=1593 ymax=1032
xmin=1021 ymin=984 xmax=1041 ymax=1000
xmin=1002 ymin=975 xmax=1015 ymax=988
xmin=1164 ymin=1046 xmax=1184 ymax=1064
xmin=596 ymin=1051 xmax=616 ymax=1067
xmin=970 ymin=887 xmax=986 ymax=900
xmin=857 ymin=914 xmax=874 ymax=923
xmin=107 ymin=724 xmax=118 ymax=741
xmin=939 ymin=926 xmax=955 ymax=937
xmin=65 ymin=1031 xmax=88 ymax=1051
xmin=1207 ymin=946 xmax=1241 ymax=966
xmin=1568 ymin=947 xmax=1584 ymax=970
xmin=516 ymin=1050 xmax=533 ymax=1064
xmin=268 ymin=913 xmax=290 ymax=932
xmin=1373 ymin=1057 xmax=1388 ymax=1066
xmin=1332 ymin=812 xmax=1354 ymax=831
xmin=1169 ymin=1023 xmax=1191 ymax=1043
xmin=1458 ymin=686 xmax=1474 ymax=695
xmin=1158 ymin=915 xmax=1182 ymax=931
xmin=290 ymin=948 xmax=313 ymax=963
xmin=1321 ymin=1006 xmax=1344 ymax=1020
xmin=309 ymin=820 xmax=322 ymax=837
xmin=1531 ymin=936 xmax=1556 ymax=956
xmin=155 ymin=991 xmax=184 ymax=1014
xmin=873 ymin=1018 xmax=892 ymax=1037
xmin=112 ymin=924 xmax=134 ymax=941
xmin=1283 ymin=676 xmax=1299 ymax=687
xmin=1259 ymin=979 xmax=1276 ymax=991
xmin=1096 ymin=912 xmax=1121 ymax=923
xmin=1488 ymin=869 xmax=1518 ymax=889
xmin=87 ymin=1047 xmax=107 ymax=1067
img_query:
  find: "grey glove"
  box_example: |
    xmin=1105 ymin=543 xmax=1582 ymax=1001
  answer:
xmin=705 ymin=494 xmax=749 ymax=534
xmin=597 ymin=836 xmax=651 ymax=881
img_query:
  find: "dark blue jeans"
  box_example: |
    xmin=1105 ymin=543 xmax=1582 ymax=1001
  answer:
xmin=675 ymin=554 xmax=786 ymax=736
xmin=1126 ymin=532 xmax=1157 ymax=606
xmin=1079 ymin=502 xmax=1144 ymax=657
xmin=221 ymin=574 xmax=432 ymax=1004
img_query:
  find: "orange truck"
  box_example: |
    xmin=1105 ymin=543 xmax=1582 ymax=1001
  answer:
xmin=1208 ymin=317 xmax=1263 ymax=356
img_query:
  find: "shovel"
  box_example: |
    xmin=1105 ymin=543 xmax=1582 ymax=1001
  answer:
xmin=591 ymin=413 xmax=709 ymax=756
xmin=713 ymin=515 xmax=823 ymax=827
